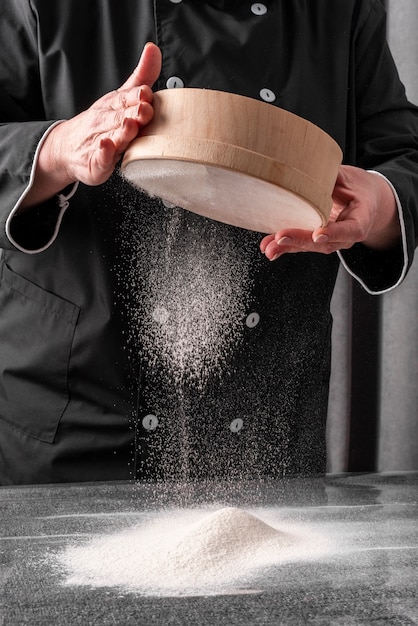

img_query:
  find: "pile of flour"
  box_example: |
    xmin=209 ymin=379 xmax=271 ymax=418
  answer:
xmin=57 ymin=507 xmax=329 ymax=596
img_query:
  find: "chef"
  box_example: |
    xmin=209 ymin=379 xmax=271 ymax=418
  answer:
xmin=0 ymin=0 xmax=417 ymax=485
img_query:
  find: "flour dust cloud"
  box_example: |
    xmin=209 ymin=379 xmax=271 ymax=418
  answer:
xmin=119 ymin=197 xmax=253 ymax=388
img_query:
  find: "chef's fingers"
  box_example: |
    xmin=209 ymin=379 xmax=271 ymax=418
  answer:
xmin=260 ymin=226 xmax=358 ymax=260
xmin=97 ymin=137 xmax=119 ymax=171
xmin=89 ymin=91 xmax=155 ymax=139
xmin=121 ymin=42 xmax=162 ymax=90
xmin=98 ymin=84 xmax=154 ymax=112
xmin=88 ymin=43 xmax=161 ymax=139
xmin=259 ymin=234 xmax=275 ymax=254
xmin=311 ymin=215 xmax=367 ymax=251
xmin=111 ymin=116 xmax=142 ymax=155
xmin=107 ymin=110 xmax=153 ymax=155
xmin=90 ymin=117 xmax=146 ymax=175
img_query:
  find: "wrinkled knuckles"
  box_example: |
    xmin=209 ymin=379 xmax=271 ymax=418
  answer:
xmin=113 ymin=109 xmax=126 ymax=128
xmin=117 ymin=90 xmax=129 ymax=109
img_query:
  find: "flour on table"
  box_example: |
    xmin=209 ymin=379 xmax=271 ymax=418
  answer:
xmin=57 ymin=507 xmax=330 ymax=596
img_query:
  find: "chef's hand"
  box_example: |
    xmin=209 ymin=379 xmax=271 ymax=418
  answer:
xmin=21 ymin=42 xmax=162 ymax=209
xmin=260 ymin=165 xmax=401 ymax=260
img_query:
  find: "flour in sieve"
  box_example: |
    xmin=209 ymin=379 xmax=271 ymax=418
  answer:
xmin=57 ymin=507 xmax=330 ymax=596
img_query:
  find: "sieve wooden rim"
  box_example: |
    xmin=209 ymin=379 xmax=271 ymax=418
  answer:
xmin=121 ymin=89 xmax=342 ymax=228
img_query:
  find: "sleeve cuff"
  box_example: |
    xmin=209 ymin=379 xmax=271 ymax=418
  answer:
xmin=337 ymin=171 xmax=409 ymax=295
xmin=5 ymin=122 xmax=79 ymax=254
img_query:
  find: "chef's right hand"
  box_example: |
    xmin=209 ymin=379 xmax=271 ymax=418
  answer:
xmin=21 ymin=42 xmax=162 ymax=209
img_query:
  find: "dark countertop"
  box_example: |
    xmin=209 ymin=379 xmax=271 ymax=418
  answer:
xmin=1 ymin=473 xmax=417 ymax=625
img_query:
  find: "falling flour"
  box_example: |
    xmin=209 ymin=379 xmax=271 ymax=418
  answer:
xmin=118 ymin=196 xmax=253 ymax=387
xmin=57 ymin=507 xmax=330 ymax=596
xmin=106 ymin=175 xmax=325 ymax=480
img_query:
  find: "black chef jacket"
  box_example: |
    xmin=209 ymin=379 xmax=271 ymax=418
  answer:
xmin=1 ymin=0 xmax=418 ymax=485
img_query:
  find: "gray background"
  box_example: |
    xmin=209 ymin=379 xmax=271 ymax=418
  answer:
xmin=327 ymin=0 xmax=418 ymax=473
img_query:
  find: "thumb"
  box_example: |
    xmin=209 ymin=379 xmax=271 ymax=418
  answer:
xmin=122 ymin=42 xmax=162 ymax=90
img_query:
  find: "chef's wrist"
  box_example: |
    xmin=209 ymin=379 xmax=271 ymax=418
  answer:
xmin=19 ymin=121 xmax=77 ymax=212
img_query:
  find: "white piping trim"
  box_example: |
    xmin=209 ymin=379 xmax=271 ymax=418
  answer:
xmin=5 ymin=121 xmax=78 ymax=254
xmin=56 ymin=181 xmax=79 ymax=211
xmin=338 ymin=170 xmax=409 ymax=295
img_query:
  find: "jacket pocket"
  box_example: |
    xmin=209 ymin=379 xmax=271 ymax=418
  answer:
xmin=0 ymin=261 xmax=80 ymax=442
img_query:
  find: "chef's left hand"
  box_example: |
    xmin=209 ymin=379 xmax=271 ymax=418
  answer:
xmin=260 ymin=164 xmax=401 ymax=260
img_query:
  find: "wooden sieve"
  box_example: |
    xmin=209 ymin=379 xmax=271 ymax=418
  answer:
xmin=121 ymin=89 xmax=343 ymax=233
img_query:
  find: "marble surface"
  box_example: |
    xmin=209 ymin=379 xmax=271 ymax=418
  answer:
xmin=1 ymin=473 xmax=417 ymax=625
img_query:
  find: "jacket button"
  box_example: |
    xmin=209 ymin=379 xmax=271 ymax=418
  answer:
xmin=166 ymin=76 xmax=185 ymax=89
xmin=142 ymin=414 xmax=159 ymax=431
xmin=251 ymin=3 xmax=268 ymax=15
xmin=246 ymin=312 xmax=260 ymax=328
xmin=230 ymin=418 xmax=244 ymax=433
xmin=260 ymin=88 xmax=276 ymax=103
